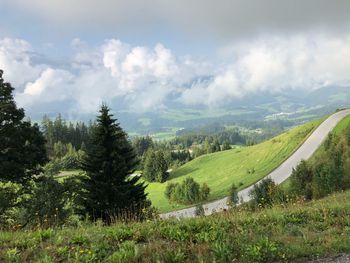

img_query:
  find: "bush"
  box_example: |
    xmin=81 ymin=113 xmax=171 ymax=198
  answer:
xmin=164 ymin=182 xmax=177 ymax=200
xmin=182 ymin=177 xmax=201 ymax=203
xmin=249 ymin=178 xmax=277 ymax=208
xmin=165 ymin=178 xmax=210 ymax=205
xmin=19 ymin=176 xmax=79 ymax=227
xmin=228 ymin=183 xmax=239 ymax=207
xmin=289 ymin=160 xmax=313 ymax=200
xmin=200 ymin=183 xmax=210 ymax=201
xmin=195 ymin=204 xmax=205 ymax=216
xmin=0 ymin=182 xmax=21 ymax=228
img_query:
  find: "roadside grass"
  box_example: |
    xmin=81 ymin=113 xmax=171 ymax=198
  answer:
xmin=1 ymin=189 xmax=350 ymax=262
xmin=146 ymin=117 xmax=325 ymax=212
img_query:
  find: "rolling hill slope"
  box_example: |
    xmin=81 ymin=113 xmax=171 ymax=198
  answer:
xmin=160 ymin=109 xmax=350 ymax=218
xmin=146 ymin=117 xmax=325 ymax=212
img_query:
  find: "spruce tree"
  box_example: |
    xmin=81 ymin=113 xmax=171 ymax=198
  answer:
xmin=81 ymin=105 xmax=148 ymax=222
xmin=0 ymin=70 xmax=47 ymax=184
xmin=143 ymin=149 xmax=168 ymax=182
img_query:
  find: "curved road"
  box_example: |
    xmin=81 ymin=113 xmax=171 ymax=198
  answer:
xmin=161 ymin=109 xmax=350 ymax=219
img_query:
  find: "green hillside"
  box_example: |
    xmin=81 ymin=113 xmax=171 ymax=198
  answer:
xmin=2 ymin=188 xmax=350 ymax=262
xmin=146 ymin=117 xmax=325 ymax=212
xmin=281 ymin=114 xmax=350 ymax=191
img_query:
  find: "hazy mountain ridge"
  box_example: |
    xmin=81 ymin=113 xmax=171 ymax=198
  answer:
xmin=27 ymin=86 xmax=350 ymax=136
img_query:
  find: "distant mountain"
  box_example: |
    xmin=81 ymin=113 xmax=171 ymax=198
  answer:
xmin=27 ymin=86 xmax=350 ymax=137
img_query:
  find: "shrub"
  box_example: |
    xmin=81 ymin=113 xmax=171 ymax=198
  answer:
xmin=165 ymin=178 xmax=210 ymax=205
xmin=228 ymin=183 xmax=239 ymax=207
xmin=182 ymin=177 xmax=201 ymax=203
xmin=289 ymin=160 xmax=313 ymax=200
xmin=0 ymin=182 xmax=21 ymax=228
xmin=164 ymin=182 xmax=177 ymax=200
xmin=19 ymin=176 xmax=77 ymax=227
xmin=249 ymin=178 xmax=277 ymax=208
xmin=200 ymin=183 xmax=210 ymax=201
xmin=195 ymin=204 xmax=205 ymax=216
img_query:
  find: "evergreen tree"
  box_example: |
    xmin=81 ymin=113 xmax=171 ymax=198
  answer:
xmin=222 ymin=140 xmax=232 ymax=151
xmin=0 ymin=70 xmax=47 ymax=184
xmin=143 ymin=149 xmax=168 ymax=182
xmin=142 ymin=149 xmax=157 ymax=181
xmin=81 ymin=105 xmax=148 ymax=222
xmin=132 ymin=136 xmax=153 ymax=156
xmin=212 ymin=139 xmax=221 ymax=152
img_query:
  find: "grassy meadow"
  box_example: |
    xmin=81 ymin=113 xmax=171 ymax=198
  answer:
xmin=146 ymin=117 xmax=325 ymax=212
xmin=2 ymin=188 xmax=350 ymax=262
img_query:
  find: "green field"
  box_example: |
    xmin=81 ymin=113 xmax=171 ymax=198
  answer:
xmin=146 ymin=117 xmax=325 ymax=212
xmin=2 ymin=188 xmax=350 ymax=262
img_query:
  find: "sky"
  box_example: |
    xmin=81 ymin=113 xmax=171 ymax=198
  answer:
xmin=1 ymin=0 xmax=350 ymax=116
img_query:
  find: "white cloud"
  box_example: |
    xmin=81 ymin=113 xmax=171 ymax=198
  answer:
xmin=0 ymin=38 xmax=44 ymax=87
xmin=16 ymin=68 xmax=74 ymax=107
xmin=181 ymin=34 xmax=350 ymax=106
xmin=1 ymin=34 xmax=350 ymax=114
xmin=9 ymin=38 xmax=192 ymax=113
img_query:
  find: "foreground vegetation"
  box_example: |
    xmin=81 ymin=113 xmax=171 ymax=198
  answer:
xmin=1 ymin=190 xmax=350 ymax=262
xmin=147 ymin=117 xmax=324 ymax=212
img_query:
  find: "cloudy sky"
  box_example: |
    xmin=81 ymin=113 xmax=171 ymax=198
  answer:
xmin=1 ymin=0 xmax=350 ymax=115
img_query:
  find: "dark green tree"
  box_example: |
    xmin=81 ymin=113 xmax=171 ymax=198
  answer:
xmin=289 ymin=160 xmax=313 ymax=200
xmin=143 ymin=149 xmax=168 ymax=182
xmin=0 ymin=70 xmax=47 ymax=184
xmin=81 ymin=105 xmax=148 ymax=222
xmin=132 ymin=136 xmax=153 ymax=156
xmin=222 ymin=140 xmax=232 ymax=151
xmin=212 ymin=139 xmax=221 ymax=152
xmin=142 ymin=149 xmax=157 ymax=181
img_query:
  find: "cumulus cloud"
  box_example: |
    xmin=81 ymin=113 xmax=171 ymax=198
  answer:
xmin=1 ymin=34 xmax=350 ymax=113
xmin=180 ymin=35 xmax=350 ymax=106
xmin=7 ymin=38 xmax=200 ymax=113
xmin=0 ymin=38 xmax=44 ymax=87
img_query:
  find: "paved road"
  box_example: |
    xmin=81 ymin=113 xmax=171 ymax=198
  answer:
xmin=161 ymin=109 xmax=350 ymax=219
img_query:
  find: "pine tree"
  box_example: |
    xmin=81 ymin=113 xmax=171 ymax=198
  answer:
xmin=0 ymin=70 xmax=47 ymax=184
xmin=143 ymin=149 xmax=157 ymax=182
xmin=222 ymin=140 xmax=232 ymax=151
xmin=81 ymin=105 xmax=148 ymax=222
xmin=143 ymin=149 xmax=168 ymax=182
xmin=154 ymin=151 xmax=168 ymax=182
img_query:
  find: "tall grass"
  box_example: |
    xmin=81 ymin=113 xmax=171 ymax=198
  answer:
xmin=1 ymin=190 xmax=350 ymax=262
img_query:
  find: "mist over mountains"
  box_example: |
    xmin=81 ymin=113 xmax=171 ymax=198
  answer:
xmin=22 ymin=85 xmax=350 ymax=136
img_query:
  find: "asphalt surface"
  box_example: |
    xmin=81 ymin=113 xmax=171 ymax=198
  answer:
xmin=305 ymin=254 xmax=350 ymax=263
xmin=161 ymin=109 xmax=350 ymax=219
